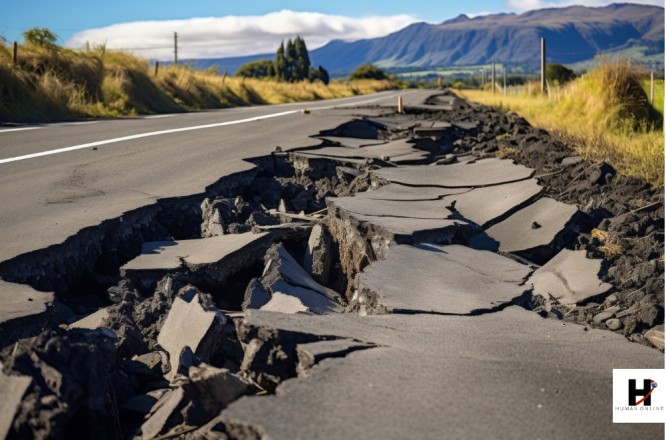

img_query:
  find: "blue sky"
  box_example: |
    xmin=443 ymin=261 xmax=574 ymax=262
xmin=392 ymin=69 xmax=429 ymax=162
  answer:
xmin=2 ymin=0 xmax=661 ymax=60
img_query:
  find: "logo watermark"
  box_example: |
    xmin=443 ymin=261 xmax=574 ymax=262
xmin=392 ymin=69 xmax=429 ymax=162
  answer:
xmin=613 ymin=369 xmax=666 ymax=423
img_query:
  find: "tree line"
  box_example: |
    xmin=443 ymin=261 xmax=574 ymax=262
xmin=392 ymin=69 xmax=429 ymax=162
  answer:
xmin=236 ymin=36 xmax=329 ymax=84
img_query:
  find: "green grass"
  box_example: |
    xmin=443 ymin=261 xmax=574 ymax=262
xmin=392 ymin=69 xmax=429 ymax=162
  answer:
xmin=641 ymin=79 xmax=664 ymax=117
xmin=568 ymin=46 xmax=664 ymax=73
xmin=0 ymin=44 xmax=397 ymax=122
xmin=455 ymin=61 xmax=664 ymax=186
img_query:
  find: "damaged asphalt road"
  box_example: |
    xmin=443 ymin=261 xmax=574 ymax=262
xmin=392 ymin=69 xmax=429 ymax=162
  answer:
xmin=0 ymin=90 xmax=663 ymax=439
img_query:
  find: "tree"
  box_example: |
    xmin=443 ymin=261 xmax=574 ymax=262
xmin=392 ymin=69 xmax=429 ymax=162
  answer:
xmin=285 ymin=39 xmax=297 ymax=82
xmin=309 ymin=65 xmax=330 ymax=85
xmin=22 ymin=27 xmax=59 ymax=50
xmin=349 ymin=64 xmax=388 ymax=80
xmin=272 ymin=36 xmax=327 ymax=83
xmin=236 ymin=59 xmax=275 ymax=79
xmin=293 ymin=36 xmax=310 ymax=81
xmin=274 ymin=41 xmax=286 ymax=81
xmin=546 ymin=63 xmax=576 ymax=85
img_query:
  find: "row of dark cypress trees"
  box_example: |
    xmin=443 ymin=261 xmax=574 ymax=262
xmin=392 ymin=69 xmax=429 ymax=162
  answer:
xmin=271 ymin=36 xmax=328 ymax=83
xmin=272 ymin=37 xmax=310 ymax=81
xmin=236 ymin=36 xmax=329 ymax=84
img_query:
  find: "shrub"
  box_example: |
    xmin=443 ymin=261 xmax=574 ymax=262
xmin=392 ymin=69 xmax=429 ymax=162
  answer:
xmin=546 ymin=64 xmax=576 ymax=85
xmin=350 ymin=64 xmax=389 ymax=80
xmin=23 ymin=28 xmax=59 ymax=50
xmin=236 ymin=59 xmax=274 ymax=79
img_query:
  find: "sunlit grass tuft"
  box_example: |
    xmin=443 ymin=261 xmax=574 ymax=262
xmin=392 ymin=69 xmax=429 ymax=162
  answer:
xmin=455 ymin=61 xmax=664 ymax=186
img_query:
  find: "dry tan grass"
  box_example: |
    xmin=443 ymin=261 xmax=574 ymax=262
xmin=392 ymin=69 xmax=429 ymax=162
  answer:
xmin=0 ymin=45 xmax=396 ymax=122
xmin=591 ymin=229 xmax=624 ymax=258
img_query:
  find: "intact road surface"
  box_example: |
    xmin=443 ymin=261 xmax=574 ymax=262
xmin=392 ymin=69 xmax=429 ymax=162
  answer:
xmin=0 ymin=90 xmax=422 ymax=263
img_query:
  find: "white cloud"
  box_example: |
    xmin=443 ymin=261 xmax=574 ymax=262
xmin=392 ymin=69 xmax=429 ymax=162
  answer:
xmin=507 ymin=0 xmax=664 ymax=12
xmin=65 ymin=10 xmax=418 ymax=60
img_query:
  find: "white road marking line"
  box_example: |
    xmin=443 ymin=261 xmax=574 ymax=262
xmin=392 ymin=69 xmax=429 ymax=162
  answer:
xmin=0 ymin=110 xmax=298 ymax=165
xmin=0 ymin=92 xmax=406 ymax=165
xmin=0 ymin=127 xmax=42 ymax=134
xmin=143 ymin=115 xmax=175 ymax=119
xmin=50 ymin=121 xmax=100 ymax=127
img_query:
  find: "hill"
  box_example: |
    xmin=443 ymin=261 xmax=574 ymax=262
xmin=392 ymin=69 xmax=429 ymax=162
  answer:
xmin=192 ymin=3 xmax=664 ymax=76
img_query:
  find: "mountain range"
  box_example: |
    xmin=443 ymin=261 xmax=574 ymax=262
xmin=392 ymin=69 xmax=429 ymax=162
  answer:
xmin=189 ymin=3 xmax=664 ymax=76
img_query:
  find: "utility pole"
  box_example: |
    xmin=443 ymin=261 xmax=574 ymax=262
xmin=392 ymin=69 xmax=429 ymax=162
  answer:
xmin=492 ymin=63 xmax=496 ymax=94
xmin=541 ymin=37 xmax=546 ymax=94
xmin=174 ymin=32 xmax=178 ymax=65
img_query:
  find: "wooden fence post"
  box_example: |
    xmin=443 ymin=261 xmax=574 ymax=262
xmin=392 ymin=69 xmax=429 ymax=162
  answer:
xmin=503 ymin=66 xmax=507 ymax=96
xmin=541 ymin=37 xmax=547 ymax=94
xmin=154 ymin=61 xmax=159 ymax=76
xmin=12 ymin=41 xmax=18 ymax=66
xmin=650 ymin=71 xmax=654 ymax=105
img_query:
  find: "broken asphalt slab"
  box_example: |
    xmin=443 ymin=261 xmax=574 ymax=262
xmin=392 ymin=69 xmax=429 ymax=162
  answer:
xmin=0 ymin=280 xmax=54 ymax=325
xmin=351 ymin=178 xmax=543 ymax=228
xmin=353 ymin=244 xmax=532 ymax=315
xmin=218 ymin=307 xmax=663 ymax=440
xmin=120 ymin=232 xmax=273 ymax=286
xmin=157 ymin=286 xmax=228 ymax=380
xmin=327 ymin=196 xmax=468 ymax=243
xmin=372 ymin=158 xmax=534 ymax=188
xmin=0 ymin=371 xmax=32 ymax=440
xmin=294 ymin=139 xmax=429 ymax=163
xmin=469 ymin=197 xmax=579 ymax=258
xmin=529 ymin=249 xmax=613 ymax=305
xmin=355 ymin=184 xmax=472 ymax=201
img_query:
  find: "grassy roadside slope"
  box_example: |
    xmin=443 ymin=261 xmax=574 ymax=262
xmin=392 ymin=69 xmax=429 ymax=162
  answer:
xmin=0 ymin=45 xmax=396 ymax=122
xmin=455 ymin=62 xmax=664 ymax=186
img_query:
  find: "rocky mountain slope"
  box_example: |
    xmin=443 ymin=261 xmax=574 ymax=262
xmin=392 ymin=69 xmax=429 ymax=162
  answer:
xmin=192 ymin=3 xmax=664 ymax=75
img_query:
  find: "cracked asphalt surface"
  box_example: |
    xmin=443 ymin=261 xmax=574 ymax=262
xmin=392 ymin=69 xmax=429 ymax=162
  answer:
xmin=0 ymin=90 xmax=663 ymax=439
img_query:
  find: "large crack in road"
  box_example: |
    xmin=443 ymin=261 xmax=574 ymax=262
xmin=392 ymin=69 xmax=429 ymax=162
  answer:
xmin=0 ymin=91 xmax=663 ymax=439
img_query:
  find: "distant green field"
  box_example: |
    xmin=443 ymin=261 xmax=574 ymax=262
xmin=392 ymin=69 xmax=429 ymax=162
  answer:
xmin=642 ymin=79 xmax=665 ymax=117
xmin=568 ymin=46 xmax=664 ymax=72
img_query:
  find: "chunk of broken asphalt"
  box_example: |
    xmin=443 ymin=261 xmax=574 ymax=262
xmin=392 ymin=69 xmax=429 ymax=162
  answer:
xmin=260 ymin=281 xmax=339 ymax=315
xmin=528 ymin=249 xmax=612 ymax=306
xmin=120 ymin=232 xmax=273 ymax=288
xmin=303 ymin=224 xmax=332 ymax=285
xmin=261 ymin=243 xmax=342 ymax=305
xmin=469 ymin=197 xmax=578 ymax=260
xmin=372 ymin=158 xmax=534 ymax=188
xmin=156 ymin=286 xmax=227 ymax=380
xmin=354 ymin=244 xmax=532 ymax=315
xmin=0 ymin=279 xmax=54 ymax=326
xmin=138 ymin=364 xmax=246 ymax=435
xmin=644 ymin=324 xmax=664 ymax=350
xmin=0 ymin=371 xmax=32 ymax=440
xmin=327 ymin=195 xmax=469 ymax=242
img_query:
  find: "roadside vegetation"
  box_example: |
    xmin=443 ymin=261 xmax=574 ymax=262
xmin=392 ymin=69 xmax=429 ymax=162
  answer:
xmin=455 ymin=61 xmax=664 ymax=185
xmin=0 ymin=29 xmax=396 ymax=122
xmin=236 ymin=36 xmax=330 ymax=84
